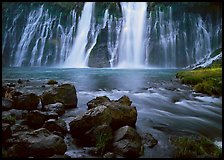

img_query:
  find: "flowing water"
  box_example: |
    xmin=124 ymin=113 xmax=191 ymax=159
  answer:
xmin=2 ymin=67 xmax=222 ymax=157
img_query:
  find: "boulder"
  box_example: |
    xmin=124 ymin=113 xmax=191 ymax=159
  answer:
xmin=41 ymin=84 xmax=77 ymax=108
xmin=112 ymin=126 xmax=143 ymax=158
xmin=70 ymin=96 xmax=137 ymax=138
xmin=142 ymin=132 xmax=158 ymax=148
xmin=43 ymin=119 xmax=67 ymax=135
xmin=12 ymin=93 xmax=39 ymax=110
xmin=43 ymin=103 xmax=65 ymax=116
xmin=114 ymin=95 xmax=132 ymax=106
xmin=87 ymin=96 xmax=110 ymax=110
xmin=25 ymin=110 xmax=58 ymax=128
xmin=69 ymin=105 xmax=112 ymax=138
xmin=7 ymin=128 xmax=67 ymax=158
xmin=2 ymin=98 xmax=13 ymax=111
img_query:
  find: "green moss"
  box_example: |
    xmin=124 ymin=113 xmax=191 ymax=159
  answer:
xmin=171 ymin=136 xmax=222 ymax=158
xmin=2 ymin=115 xmax=16 ymax=125
xmin=176 ymin=68 xmax=222 ymax=96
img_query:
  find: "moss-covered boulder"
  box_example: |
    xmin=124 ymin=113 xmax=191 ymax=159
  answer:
xmin=41 ymin=84 xmax=77 ymax=108
xmin=87 ymin=96 xmax=110 ymax=110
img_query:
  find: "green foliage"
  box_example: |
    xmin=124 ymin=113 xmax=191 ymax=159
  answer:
xmin=176 ymin=68 xmax=222 ymax=96
xmin=3 ymin=115 xmax=16 ymax=125
xmin=171 ymin=136 xmax=222 ymax=158
xmin=95 ymin=131 xmax=112 ymax=155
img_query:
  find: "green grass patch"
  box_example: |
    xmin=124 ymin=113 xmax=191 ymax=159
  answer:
xmin=171 ymin=135 xmax=222 ymax=158
xmin=176 ymin=68 xmax=222 ymax=96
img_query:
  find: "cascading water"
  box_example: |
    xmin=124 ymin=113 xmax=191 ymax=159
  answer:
xmin=117 ymin=2 xmax=147 ymax=68
xmin=63 ymin=2 xmax=94 ymax=68
xmin=2 ymin=2 xmax=222 ymax=68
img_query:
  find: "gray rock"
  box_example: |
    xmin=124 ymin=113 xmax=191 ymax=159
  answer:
xmin=142 ymin=132 xmax=158 ymax=148
xmin=113 ymin=126 xmax=143 ymax=158
xmin=43 ymin=102 xmax=65 ymax=116
xmin=43 ymin=118 xmax=67 ymax=135
xmin=7 ymin=128 xmax=67 ymax=158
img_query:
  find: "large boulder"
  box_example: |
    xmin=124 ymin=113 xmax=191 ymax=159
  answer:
xmin=12 ymin=93 xmax=39 ymax=110
xmin=112 ymin=125 xmax=143 ymax=158
xmin=41 ymin=84 xmax=77 ymax=108
xmin=69 ymin=95 xmax=137 ymax=137
xmin=69 ymin=105 xmax=112 ymax=138
xmin=7 ymin=128 xmax=67 ymax=158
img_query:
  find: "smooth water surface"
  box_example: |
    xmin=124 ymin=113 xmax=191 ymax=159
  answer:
xmin=2 ymin=67 xmax=222 ymax=157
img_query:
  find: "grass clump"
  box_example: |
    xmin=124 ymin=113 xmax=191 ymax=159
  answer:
xmin=171 ymin=135 xmax=222 ymax=158
xmin=176 ymin=68 xmax=222 ymax=96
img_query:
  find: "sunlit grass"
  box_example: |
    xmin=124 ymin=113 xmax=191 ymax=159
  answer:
xmin=176 ymin=67 xmax=222 ymax=96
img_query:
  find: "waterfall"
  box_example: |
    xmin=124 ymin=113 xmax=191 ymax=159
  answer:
xmin=63 ymin=2 xmax=94 ymax=68
xmin=2 ymin=2 xmax=222 ymax=68
xmin=117 ymin=2 xmax=147 ymax=68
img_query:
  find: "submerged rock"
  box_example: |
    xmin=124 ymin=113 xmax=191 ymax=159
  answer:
xmin=47 ymin=80 xmax=58 ymax=85
xmin=142 ymin=132 xmax=158 ymax=148
xmin=112 ymin=125 xmax=143 ymax=158
xmin=41 ymin=84 xmax=77 ymax=108
xmin=7 ymin=128 xmax=67 ymax=158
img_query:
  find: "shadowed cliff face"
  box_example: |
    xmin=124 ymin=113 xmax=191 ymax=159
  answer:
xmin=2 ymin=2 xmax=222 ymax=68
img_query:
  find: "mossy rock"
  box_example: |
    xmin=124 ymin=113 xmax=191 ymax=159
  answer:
xmin=41 ymin=84 xmax=77 ymax=108
xmin=47 ymin=80 xmax=58 ymax=85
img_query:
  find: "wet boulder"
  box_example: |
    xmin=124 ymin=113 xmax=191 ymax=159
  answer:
xmin=69 ymin=105 xmax=112 ymax=138
xmin=12 ymin=93 xmax=39 ymax=110
xmin=69 ymin=95 xmax=137 ymax=137
xmin=87 ymin=96 xmax=111 ymax=110
xmin=25 ymin=110 xmax=58 ymax=128
xmin=41 ymin=84 xmax=77 ymax=108
xmin=112 ymin=125 xmax=143 ymax=158
xmin=142 ymin=132 xmax=158 ymax=148
xmin=2 ymin=123 xmax=12 ymax=141
xmin=43 ymin=118 xmax=67 ymax=135
xmin=43 ymin=103 xmax=65 ymax=116
xmin=7 ymin=128 xmax=67 ymax=158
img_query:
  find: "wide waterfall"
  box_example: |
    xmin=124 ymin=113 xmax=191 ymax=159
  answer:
xmin=2 ymin=2 xmax=222 ymax=68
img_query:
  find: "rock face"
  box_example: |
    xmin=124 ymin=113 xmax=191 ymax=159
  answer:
xmin=12 ymin=93 xmax=39 ymax=110
xmin=112 ymin=126 xmax=143 ymax=158
xmin=7 ymin=128 xmax=67 ymax=158
xmin=41 ymin=84 xmax=77 ymax=108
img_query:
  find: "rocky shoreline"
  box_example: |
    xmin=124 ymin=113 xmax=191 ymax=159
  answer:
xmin=2 ymin=79 xmax=157 ymax=158
xmin=2 ymin=79 xmax=221 ymax=158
